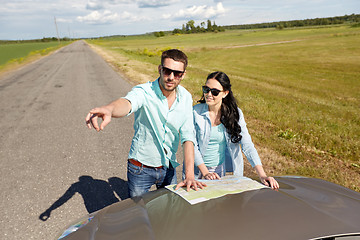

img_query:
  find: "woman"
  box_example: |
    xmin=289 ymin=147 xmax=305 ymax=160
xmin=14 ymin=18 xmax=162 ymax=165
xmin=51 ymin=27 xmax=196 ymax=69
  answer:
xmin=193 ymin=71 xmax=279 ymax=189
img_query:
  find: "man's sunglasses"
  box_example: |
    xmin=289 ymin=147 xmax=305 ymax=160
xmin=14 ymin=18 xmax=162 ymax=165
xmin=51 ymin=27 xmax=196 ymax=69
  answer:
xmin=202 ymin=86 xmax=222 ymax=96
xmin=161 ymin=66 xmax=184 ymax=79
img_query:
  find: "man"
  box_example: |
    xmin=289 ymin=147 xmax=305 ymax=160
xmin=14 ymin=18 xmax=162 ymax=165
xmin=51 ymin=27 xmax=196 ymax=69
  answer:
xmin=85 ymin=49 xmax=206 ymax=197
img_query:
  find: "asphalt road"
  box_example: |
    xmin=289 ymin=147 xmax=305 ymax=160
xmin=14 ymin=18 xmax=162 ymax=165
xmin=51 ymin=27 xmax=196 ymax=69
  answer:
xmin=0 ymin=41 xmax=137 ymax=240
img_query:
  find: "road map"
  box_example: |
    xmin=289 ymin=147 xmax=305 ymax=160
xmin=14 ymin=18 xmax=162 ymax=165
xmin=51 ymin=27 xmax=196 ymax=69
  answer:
xmin=165 ymin=176 xmax=268 ymax=205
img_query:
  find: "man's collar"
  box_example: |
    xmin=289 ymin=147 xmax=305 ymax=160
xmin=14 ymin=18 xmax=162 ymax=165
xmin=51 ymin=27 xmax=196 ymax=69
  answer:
xmin=153 ymin=78 xmax=164 ymax=98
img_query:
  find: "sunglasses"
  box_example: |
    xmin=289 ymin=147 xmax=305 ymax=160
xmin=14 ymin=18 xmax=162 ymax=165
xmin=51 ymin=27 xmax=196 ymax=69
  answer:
xmin=202 ymin=86 xmax=223 ymax=96
xmin=161 ymin=66 xmax=184 ymax=79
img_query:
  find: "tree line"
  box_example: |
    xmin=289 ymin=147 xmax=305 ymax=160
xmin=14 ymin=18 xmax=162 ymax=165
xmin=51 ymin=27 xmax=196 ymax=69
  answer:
xmin=223 ymin=13 xmax=360 ymax=30
xmin=173 ymin=19 xmax=225 ymax=34
xmin=0 ymin=37 xmax=73 ymax=44
xmin=153 ymin=14 xmax=360 ymax=37
xmin=154 ymin=20 xmax=224 ymax=37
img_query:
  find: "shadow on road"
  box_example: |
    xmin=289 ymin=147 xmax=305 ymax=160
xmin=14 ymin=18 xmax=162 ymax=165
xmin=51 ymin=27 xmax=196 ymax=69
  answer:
xmin=39 ymin=175 xmax=129 ymax=221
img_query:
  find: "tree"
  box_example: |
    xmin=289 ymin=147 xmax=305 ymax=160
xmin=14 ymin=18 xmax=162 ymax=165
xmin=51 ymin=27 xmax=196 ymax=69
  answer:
xmin=172 ymin=28 xmax=182 ymax=34
xmin=276 ymin=24 xmax=284 ymax=30
xmin=187 ymin=20 xmax=196 ymax=33
xmin=182 ymin=24 xmax=186 ymax=33
xmin=200 ymin=22 xmax=206 ymax=32
xmin=207 ymin=20 xmax=212 ymax=31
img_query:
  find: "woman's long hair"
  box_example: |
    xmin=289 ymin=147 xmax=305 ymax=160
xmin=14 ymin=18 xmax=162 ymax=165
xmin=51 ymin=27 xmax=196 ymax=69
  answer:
xmin=199 ymin=71 xmax=242 ymax=143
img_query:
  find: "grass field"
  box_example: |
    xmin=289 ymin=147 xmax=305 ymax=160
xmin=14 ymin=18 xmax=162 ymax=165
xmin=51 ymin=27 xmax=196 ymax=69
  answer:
xmin=87 ymin=24 xmax=360 ymax=192
xmin=0 ymin=41 xmax=70 ymax=71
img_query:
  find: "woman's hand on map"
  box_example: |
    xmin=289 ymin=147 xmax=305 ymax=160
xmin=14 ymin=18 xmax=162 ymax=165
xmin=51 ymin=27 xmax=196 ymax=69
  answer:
xmin=204 ymin=172 xmax=221 ymax=180
xmin=260 ymin=176 xmax=279 ymax=190
xmin=198 ymin=164 xmax=221 ymax=180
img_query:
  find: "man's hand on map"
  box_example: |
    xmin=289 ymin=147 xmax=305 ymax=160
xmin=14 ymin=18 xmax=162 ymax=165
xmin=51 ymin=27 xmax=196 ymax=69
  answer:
xmin=260 ymin=176 xmax=279 ymax=190
xmin=175 ymin=178 xmax=207 ymax=192
xmin=204 ymin=172 xmax=221 ymax=180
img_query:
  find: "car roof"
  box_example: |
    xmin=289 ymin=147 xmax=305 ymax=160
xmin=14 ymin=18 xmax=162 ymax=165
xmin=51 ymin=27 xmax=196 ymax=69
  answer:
xmin=60 ymin=176 xmax=360 ymax=240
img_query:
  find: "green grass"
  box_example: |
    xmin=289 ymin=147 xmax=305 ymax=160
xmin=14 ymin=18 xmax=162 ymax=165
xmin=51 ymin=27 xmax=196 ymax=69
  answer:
xmin=0 ymin=42 xmax=68 ymax=66
xmin=87 ymin=24 xmax=360 ymax=191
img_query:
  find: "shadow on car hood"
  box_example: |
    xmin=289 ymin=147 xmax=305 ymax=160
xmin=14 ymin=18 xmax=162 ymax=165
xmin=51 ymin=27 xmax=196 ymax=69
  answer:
xmin=59 ymin=176 xmax=360 ymax=240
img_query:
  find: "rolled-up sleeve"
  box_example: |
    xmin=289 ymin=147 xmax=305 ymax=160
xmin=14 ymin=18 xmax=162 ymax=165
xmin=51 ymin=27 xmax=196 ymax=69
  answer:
xmin=122 ymin=86 xmax=146 ymax=116
xmin=238 ymin=109 xmax=262 ymax=167
xmin=179 ymin=93 xmax=195 ymax=145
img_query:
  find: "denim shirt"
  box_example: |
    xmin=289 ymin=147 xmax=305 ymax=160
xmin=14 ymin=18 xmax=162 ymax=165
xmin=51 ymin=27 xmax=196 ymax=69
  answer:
xmin=193 ymin=103 xmax=262 ymax=176
xmin=123 ymin=78 xmax=195 ymax=168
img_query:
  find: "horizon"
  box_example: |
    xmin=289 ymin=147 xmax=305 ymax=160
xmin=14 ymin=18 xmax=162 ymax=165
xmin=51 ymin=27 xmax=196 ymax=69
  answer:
xmin=1 ymin=13 xmax=359 ymax=41
xmin=1 ymin=0 xmax=359 ymax=40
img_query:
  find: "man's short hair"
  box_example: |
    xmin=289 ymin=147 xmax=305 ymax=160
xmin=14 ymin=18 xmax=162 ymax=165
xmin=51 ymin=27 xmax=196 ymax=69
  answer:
xmin=161 ymin=49 xmax=188 ymax=70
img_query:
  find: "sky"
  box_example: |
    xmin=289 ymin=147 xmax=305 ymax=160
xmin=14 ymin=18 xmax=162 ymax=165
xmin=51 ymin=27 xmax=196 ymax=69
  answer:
xmin=0 ymin=0 xmax=359 ymax=40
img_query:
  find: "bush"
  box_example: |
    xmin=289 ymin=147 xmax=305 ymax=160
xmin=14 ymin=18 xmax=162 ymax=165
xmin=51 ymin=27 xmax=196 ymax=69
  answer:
xmin=154 ymin=31 xmax=165 ymax=37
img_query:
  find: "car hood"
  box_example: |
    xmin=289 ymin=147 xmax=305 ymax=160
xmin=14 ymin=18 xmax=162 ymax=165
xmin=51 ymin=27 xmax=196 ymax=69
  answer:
xmin=59 ymin=176 xmax=360 ymax=240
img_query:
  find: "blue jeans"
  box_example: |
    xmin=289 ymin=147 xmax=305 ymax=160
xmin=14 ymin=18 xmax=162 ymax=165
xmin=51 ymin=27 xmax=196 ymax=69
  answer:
xmin=127 ymin=161 xmax=177 ymax=198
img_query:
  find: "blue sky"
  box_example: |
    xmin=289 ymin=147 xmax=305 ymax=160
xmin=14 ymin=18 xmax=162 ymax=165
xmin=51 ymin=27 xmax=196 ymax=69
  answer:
xmin=0 ymin=0 xmax=359 ymax=40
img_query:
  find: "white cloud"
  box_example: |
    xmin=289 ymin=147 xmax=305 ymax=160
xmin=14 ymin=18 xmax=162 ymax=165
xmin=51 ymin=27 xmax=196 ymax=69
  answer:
xmin=137 ymin=0 xmax=179 ymax=8
xmin=167 ymin=2 xmax=227 ymax=20
xmin=84 ymin=0 xmax=178 ymax=8
xmin=120 ymin=11 xmax=149 ymax=22
xmin=56 ymin=17 xmax=73 ymax=23
xmin=86 ymin=1 xmax=104 ymax=10
xmin=107 ymin=0 xmax=133 ymax=3
xmin=77 ymin=10 xmax=119 ymax=24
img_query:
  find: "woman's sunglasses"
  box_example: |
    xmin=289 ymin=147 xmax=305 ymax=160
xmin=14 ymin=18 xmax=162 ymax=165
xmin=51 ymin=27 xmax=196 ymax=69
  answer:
xmin=161 ymin=66 xmax=184 ymax=79
xmin=202 ymin=86 xmax=222 ymax=96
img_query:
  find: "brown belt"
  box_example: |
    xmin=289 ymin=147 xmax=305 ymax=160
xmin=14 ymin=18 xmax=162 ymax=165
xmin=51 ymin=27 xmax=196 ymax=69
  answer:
xmin=128 ymin=159 xmax=163 ymax=169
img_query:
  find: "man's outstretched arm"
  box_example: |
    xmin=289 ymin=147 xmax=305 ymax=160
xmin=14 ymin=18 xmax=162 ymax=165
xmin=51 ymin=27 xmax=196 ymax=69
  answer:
xmin=85 ymin=98 xmax=131 ymax=131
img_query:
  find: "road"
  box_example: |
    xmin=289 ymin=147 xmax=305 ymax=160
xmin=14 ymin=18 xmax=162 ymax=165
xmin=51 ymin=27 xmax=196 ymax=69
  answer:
xmin=0 ymin=41 xmax=136 ymax=240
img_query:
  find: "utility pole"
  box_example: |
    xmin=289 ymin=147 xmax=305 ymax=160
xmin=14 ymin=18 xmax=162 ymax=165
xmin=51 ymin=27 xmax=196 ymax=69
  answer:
xmin=68 ymin=25 xmax=71 ymax=40
xmin=54 ymin=16 xmax=60 ymax=44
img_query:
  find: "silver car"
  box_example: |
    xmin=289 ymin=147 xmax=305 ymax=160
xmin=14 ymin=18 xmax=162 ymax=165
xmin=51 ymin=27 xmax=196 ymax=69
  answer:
xmin=57 ymin=176 xmax=360 ymax=240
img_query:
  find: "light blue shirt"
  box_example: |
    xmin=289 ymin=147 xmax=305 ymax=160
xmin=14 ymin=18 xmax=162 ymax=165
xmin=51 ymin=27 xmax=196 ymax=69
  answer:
xmin=203 ymin=124 xmax=226 ymax=167
xmin=193 ymin=103 xmax=262 ymax=176
xmin=123 ymin=78 xmax=195 ymax=168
